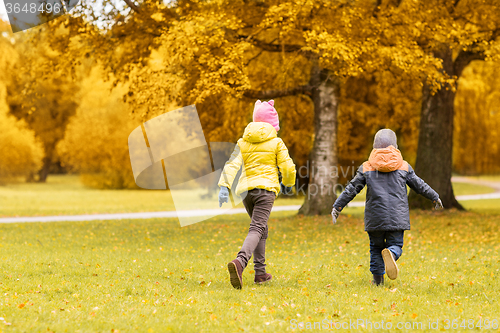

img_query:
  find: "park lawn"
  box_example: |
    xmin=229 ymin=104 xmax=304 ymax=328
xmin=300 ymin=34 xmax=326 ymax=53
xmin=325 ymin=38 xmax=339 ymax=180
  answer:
xmin=0 ymin=208 xmax=499 ymax=332
xmin=457 ymin=175 xmax=500 ymax=182
xmin=451 ymin=182 xmax=497 ymax=196
xmin=0 ymin=175 xmax=176 ymax=217
xmin=461 ymin=199 xmax=500 ymax=214
xmin=0 ymin=175 xmax=304 ymax=217
xmin=0 ymin=175 xmax=495 ymax=217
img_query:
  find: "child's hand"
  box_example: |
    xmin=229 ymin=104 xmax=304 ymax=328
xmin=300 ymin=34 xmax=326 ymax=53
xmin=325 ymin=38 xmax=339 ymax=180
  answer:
xmin=434 ymin=198 xmax=443 ymax=210
xmin=331 ymin=207 xmax=341 ymax=224
xmin=219 ymin=187 xmax=229 ymax=207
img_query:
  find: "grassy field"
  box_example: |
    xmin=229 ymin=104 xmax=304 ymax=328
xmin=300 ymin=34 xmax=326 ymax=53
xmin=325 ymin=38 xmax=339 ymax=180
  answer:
xmin=0 ymin=175 xmax=499 ymax=331
xmin=0 ymin=175 xmax=495 ymax=217
xmin=0 ymin=204 xmax=499 ymax=332
xmin=0 ymin=176 xmax=306 ymax=217
xmin=454 ymin=175 xmax=500 ymax=182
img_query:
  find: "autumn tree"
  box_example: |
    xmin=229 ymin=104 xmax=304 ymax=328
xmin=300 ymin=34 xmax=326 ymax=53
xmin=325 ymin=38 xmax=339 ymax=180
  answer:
xmin=0 ymin=21 xmax=44 ymax=183
xmin=454 ymin=60 xmax=500 ymax=175
xmin=6 ymin=17 xmax=86 ymax=181
xmin=370 ymin=0 xmax=500 ymax=209
xmin=58 ymin=67 xmax=139 ymax=189
xmin=84 ymin=0 xmax=441 ymax=214
xmin=338 ymin=68 xmax=423 ymax=179
xmin=71 ymin=0 xmax=499 ymax=213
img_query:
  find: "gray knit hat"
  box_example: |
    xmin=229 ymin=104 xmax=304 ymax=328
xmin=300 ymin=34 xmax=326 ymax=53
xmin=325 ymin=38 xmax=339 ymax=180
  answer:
xmin=373 ymin=129 xmax=398 ymax=149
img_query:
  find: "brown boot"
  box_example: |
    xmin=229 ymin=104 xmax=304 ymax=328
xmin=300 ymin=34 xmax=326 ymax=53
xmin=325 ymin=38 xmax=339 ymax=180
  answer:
xmin=254 ymin=273 xmax=272 ymax=284
xmin=227 ymin=259 xmax=243 ymax=289
xmin=382 ymin=249 xmax=399 ymax=280
xmin=371 ymin=274 xmax=384 ymax=286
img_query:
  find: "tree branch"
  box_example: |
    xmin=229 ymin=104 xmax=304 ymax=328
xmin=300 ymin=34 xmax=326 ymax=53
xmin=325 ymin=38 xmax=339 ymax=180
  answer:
xmin=372 ymin=0 xmax=382 ymax=18
xmin=453 ymin=50 xmax=485 ymax=77
xmin=492 ymin=28 xmax=500 ymax=41
xmin=238 ymin=35 xmax=305 ymax=53
xmin=451 ymin=26 xmax=499 ymax=76
xmin=243 ymin=85 xmax=313 ymax=99
xmin=244 ymin=49 xmax=265 ymax=66
xmin=123 ymin=0 xmax=141 ymax=13
xmin=447 ymin=0 xmax=461 ymax=15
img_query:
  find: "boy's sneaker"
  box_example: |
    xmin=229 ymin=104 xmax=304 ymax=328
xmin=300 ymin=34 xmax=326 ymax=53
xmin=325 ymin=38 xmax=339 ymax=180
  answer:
xmin=371 ymin=274 xmax=384 ymax=286
xmin=228 ymin=259 xmax=243 ymax=289
xmin=254 ymin=273 xmax=272 ymax=284
xmin=382 ymin=249 xmax=398 ymax=280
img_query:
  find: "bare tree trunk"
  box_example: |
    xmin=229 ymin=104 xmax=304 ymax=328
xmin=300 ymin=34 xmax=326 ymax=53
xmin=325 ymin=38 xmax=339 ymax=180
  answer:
xmin=299 ymin=66 xmax=339 ymax=215
xmin=26 ymin=172 xmax=36 ymax=183
xmin=409 ymin=48 xmax=463 ymax=210
xmin=38 ymin=146 xmax=54 ymax=183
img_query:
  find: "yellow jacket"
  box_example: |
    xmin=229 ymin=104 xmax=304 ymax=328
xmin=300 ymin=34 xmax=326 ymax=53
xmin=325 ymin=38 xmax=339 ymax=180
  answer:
xmin=218 ymin=122 xmax=296 ymax=196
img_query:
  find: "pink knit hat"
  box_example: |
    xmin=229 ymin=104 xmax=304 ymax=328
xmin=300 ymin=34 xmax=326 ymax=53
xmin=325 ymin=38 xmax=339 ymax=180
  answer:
xmin=253 ymin=100 xmax=280 ymax=132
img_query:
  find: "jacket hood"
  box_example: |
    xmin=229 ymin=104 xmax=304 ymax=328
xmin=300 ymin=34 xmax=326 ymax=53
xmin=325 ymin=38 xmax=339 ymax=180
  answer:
xmin=368 ymin=145 xmax=404 ymax=172
xmin=243 ymin=122 xmax=277 ymax=143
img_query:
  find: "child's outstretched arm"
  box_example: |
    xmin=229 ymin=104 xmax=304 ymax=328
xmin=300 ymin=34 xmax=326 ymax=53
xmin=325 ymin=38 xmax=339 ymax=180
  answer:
xmin=276 ymin=139 xmax=296 ymax=188
xmin=405 ymin=165 xmax=443 ymax=209
xmin=331 ymin=167 xmax=366 ymax=223
xmin=218 ymin=144 xmax=243 ymax=206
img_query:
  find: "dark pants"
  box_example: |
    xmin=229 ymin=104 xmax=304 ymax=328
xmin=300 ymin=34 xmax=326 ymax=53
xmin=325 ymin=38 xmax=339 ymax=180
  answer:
xmin=367 ymin=230 xmax=404 ymax=275
xmin=236 ymin=189 xmax=276 ymax=276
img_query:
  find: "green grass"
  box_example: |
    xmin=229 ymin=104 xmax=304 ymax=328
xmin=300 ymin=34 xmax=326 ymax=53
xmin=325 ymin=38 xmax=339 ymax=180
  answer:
xmin=0 ymin=210 xmax=499 ymax=332
xmin=452 ymin=182 xmax=496 ymax=196
xmin=0 ymin=175 xmax=303 ymax=217
xmin=454 ymin=175 xmax=500 ymax=182
xmin=461 ymin=199 xmax=500 ymax=215
xmin=0 ymin=175 xmax=176 ymax=217
xmin=0 ymin=175 xmax=496 ymax=217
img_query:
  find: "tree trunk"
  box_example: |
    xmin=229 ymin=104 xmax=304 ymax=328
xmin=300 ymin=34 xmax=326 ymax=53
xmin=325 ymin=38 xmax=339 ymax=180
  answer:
xmin=38 ymin=145 xmax=54 ymax=183
xmin=299 ymin=66 xmax=339 ymax=215
xmin=409 ymin=48 xmax=463 ymax=210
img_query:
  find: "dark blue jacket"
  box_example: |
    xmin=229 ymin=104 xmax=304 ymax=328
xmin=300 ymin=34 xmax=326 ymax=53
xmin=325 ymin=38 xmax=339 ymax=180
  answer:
xmin=334 ymin=146 xmax=439 ymax=231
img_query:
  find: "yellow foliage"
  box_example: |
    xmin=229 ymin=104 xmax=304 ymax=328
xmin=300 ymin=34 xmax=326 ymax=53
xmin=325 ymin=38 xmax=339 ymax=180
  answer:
xmin=0 ymin=34 xmax=43 ymax=183
xmin=3 ymin=0 xmax=499 ymax=188
xmin=5 ymin=19 xmax=84 ymax=181
xmin=338 ymin=69 xmax=422 ymax=177
xmin=0 ymin=83 xmax=43 ymax=183
xmin=454 ymin=61 xmax=500 ymax=175
xmin=58 ymin=67 xmax=139 ymax=189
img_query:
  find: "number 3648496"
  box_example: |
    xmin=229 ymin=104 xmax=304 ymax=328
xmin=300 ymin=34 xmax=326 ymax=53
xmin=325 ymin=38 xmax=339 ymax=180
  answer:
xmin=5 ymin=2 xmax=62 ymax=14
xmin=443 ymin=319 xmax=498 ymax=330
